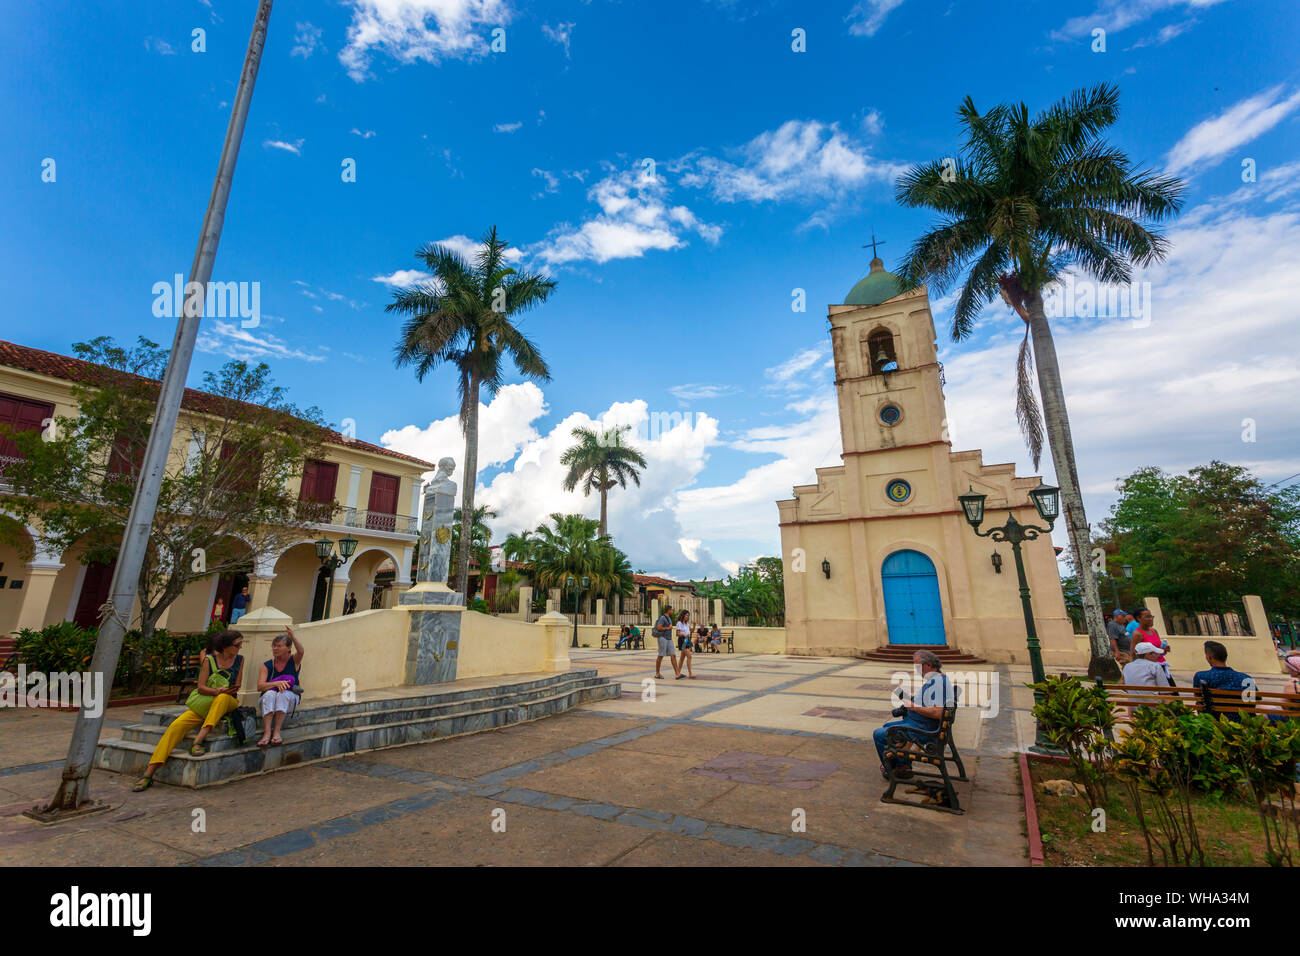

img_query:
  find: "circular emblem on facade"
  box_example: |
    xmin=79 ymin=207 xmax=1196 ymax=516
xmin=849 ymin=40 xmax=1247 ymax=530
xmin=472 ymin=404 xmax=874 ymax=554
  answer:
xmin=435 ymin=526 xmax=451 ymax=544
xmin=879 ymin=403 xmax=902 ymax=425
xmin=886 ymin=479 xmax=912 ymax=503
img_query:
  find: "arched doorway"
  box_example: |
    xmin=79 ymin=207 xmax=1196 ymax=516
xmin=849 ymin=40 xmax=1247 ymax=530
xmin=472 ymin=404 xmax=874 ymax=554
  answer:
xmin=882 ymin=549 xmax=946 ymax=645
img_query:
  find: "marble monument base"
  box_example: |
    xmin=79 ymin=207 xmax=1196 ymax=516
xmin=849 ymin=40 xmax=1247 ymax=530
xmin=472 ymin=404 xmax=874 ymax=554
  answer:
xmin=399 ymin=582 xmax=465 ymax=684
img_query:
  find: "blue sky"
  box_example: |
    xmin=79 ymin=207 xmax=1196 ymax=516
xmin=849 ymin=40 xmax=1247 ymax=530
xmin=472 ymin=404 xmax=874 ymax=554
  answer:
xmin=3 ymin=0 xmax=1298 ymax=578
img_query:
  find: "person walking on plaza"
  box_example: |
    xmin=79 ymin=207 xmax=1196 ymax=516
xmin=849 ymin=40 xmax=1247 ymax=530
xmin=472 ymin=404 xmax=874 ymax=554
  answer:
xmin=230 ymin=586 xmax=250 ymax=624
xmin=676 ymin=610 xmax=696 ymax=679
xmin=653 ymin=605 xmax=680 ymax=680
xmin=133 ymin=630 xmax=245 ymax=791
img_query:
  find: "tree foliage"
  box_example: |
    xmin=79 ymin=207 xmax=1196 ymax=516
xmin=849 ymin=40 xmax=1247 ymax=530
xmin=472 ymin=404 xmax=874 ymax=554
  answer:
xmin=559 ymin=424 xmax=647 ymax=537
xmin=527 ymin=512 xmax=633 ymax=604
xmin=1100 ymin=461 xmax=1300 ymax=615
xmin=692 ymin=558 xmax=785 ymax=626
xmin=388 ymin=226 xmax=554 ymax=597
xmin=0 ymin=336 xmax=332 ymax=661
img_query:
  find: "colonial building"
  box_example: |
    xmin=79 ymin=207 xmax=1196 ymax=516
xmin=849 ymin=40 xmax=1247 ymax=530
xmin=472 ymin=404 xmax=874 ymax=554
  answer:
xmin=777 ymin=255 xmax=1080 ymax=668
xmin=0 ymin=340 xmax=434 ymax=636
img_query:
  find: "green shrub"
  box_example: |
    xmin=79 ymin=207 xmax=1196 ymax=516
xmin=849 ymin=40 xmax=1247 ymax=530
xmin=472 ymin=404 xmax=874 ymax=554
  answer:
xmin=466 ymin=597 xmax=491 ymax=615
xmin=1030 ymin=674 xmax=1115 ymax=807
xmin=1212 ymin=714 xmax=1300 ymax=866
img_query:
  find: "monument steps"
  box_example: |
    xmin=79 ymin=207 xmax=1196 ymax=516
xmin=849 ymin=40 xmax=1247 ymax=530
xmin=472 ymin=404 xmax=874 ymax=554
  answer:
xmin=857 ymin=645 xmax=988 ymax=665
xmin=94 ymin=668 xmax=618 ymax=788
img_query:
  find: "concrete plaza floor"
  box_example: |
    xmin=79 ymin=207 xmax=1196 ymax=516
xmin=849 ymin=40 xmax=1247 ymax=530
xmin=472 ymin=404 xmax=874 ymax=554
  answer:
xmin=1 ymin=649 xmax=1044 ymax=866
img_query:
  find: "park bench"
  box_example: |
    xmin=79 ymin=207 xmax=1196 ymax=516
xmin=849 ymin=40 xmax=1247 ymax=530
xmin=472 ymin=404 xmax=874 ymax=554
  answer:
xmin=697 ymin=629 xmax=734 ymax=653
xmin=1094 ymin=678 xmax=1300 ymax=725
xmin=601 ymin=627 xmax=644 ymax=650
xmin=880 ymin=689 xmax=967 ymax=814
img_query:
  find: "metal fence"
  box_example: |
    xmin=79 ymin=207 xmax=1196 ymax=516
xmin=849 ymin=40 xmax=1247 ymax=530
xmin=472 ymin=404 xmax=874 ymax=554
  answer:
xmin=1158 ymin=596 xmax=1254 ymax=637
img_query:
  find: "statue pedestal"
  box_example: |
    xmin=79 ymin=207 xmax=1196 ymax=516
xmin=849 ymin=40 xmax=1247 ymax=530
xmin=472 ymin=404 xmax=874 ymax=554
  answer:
xmin=402 ymin=459 xmax=465 ymax=685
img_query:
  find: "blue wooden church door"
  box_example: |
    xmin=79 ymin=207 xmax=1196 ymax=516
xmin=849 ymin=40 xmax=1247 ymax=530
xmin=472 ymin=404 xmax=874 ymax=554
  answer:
xmin=881 ymin=549 xmax=946 ymax=645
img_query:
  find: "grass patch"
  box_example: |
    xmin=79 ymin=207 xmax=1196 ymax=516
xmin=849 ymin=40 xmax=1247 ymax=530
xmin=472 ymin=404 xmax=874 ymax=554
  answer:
xmin=1028 ymin=759 xmax=1273 ymax=866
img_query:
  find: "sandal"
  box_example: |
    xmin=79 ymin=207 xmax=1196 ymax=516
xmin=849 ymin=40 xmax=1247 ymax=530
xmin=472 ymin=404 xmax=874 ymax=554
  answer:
xmin=270 ymin=736 xmax=283 ymax=745
xmin=133 ymin=777 xmax=154 ymax=792
xmin=190 ymin=743 xmax=208 ymax=756
xmin=256 ymin=737 xmax=270 ymax=747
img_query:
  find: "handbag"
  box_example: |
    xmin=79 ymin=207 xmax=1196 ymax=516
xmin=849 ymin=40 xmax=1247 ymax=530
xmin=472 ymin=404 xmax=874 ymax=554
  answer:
xmin=185 ymin=663 xmax=231 ymax=717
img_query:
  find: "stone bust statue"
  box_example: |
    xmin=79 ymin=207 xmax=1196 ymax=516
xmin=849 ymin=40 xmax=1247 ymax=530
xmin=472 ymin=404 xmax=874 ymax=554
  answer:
xmin=430 ymin=456 xmax=456 ymax=494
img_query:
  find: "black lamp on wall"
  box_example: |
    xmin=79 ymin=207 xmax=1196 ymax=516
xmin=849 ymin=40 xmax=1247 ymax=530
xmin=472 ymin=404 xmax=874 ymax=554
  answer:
xmin=991 ymin=551 xmax=1002 ymax=574
xmin=821 ymin=558 xmax=831 ymax=579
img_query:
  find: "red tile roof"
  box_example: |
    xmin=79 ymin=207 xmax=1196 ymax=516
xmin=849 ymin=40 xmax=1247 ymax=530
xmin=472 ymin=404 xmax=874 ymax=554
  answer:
xmin=0 ymin=339 xmax=436 ymax=470
xmin=633 ymin=573 xmax=695 ymax=589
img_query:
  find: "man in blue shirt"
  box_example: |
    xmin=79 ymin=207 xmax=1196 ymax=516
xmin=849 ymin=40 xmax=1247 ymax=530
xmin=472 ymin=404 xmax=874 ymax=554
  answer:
xmin=1192 ymin=640 xmax=1252 ymax=692
xmin=874 ymin=650 xmax=955 ymax=779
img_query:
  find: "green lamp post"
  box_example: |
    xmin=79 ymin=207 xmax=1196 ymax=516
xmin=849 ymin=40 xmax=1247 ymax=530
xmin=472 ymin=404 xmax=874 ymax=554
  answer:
xmin=566 ymin=574 xmax=591 ymax=648
xmin=315 ymin=533 xmax=358 ymax=620
xmin=957 ymin=481 xmax=1061 ymax=753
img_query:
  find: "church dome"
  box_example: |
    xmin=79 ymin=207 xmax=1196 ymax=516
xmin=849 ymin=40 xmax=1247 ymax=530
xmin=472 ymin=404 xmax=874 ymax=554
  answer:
xmin=845 ymin=257 xmax=905 ymax=306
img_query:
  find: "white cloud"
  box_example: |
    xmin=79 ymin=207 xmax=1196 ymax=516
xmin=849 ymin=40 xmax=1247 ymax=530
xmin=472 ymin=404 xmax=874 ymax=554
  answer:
xmin=542 ymin=21 xmax=575 ymax=57
xmin=291 ymin=22 xmax=324 ymax=59
xmin=145 ymin=37 xmax=177 ymax=55
xmin=668 ymin=383 xmax=740 ymax=402
xmin=384 ymin=394 xmax=731 ymax=578
xmin=382 ymin=383 xmax=549 ymax=483
xmin=845 ymin=0 xmax=907 ymax=36
xmin=679 ymin=119 xmax=903 ymax=204
xmin=1166 ymin=86 xmax=1300 ymax=175
xmin=530 ymin=166 xmax=721 ymax=266
xmin=1128 ymin=17 xmax=1196 ymax=47
xmin=1055 ymin=0 xmax=1232 ymax=39
xmin=339 ymin=0 xmax=509 ymax=82
xmin=493 ymin=121 xmax=523 ymax=133
xmin=196 ymin=322 xmax=327 ymax=363
xmin=532 ymin=167 xmax=560 ymax=196
xmin=351 ymin=128 xmax=377 ymax=138
xmin=263 ymin=139 xmax=304 ymax=155
xmin=372 ymin=269 xmax=432 ymax=288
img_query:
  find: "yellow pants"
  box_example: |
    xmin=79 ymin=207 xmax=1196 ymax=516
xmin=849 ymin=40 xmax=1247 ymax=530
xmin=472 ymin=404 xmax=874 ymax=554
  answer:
xmin=148 ymin=694 xmax=240 ymax=766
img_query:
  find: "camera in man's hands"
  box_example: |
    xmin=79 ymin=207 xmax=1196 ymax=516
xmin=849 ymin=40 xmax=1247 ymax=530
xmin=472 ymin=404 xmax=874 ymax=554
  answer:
xmin=890 ymin=704 xmax=908 ymax=718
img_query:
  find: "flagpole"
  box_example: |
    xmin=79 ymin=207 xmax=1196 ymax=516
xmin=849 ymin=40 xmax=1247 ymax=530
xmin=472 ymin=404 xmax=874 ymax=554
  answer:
xmin=36 ymin=0 xmax=275 ymax=817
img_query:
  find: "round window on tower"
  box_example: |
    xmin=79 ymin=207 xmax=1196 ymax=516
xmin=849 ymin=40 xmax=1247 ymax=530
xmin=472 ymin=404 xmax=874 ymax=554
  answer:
xmin=879 ymin=403 xmax=902 ymax=426
xmin=885 ymin=479 xmax=912 ymax=503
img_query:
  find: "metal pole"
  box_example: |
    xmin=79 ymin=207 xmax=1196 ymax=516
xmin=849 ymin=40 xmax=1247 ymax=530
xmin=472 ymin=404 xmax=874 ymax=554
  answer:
xmin=1010 ymin=537 xmax=1054 ymax=753
xmin=323 ymin=558 xmax=336 ymax=620
xmin=39 ymin=0 xmax=274 ymax=816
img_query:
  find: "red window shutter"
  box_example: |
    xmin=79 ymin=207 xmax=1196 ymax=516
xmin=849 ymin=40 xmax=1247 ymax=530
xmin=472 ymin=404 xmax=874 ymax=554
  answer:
xmin=0 ymin=392 xmax=55 ymax=460
xmin=300 ymin=459 xmax=338 ymax=505
xmin=366 ymin=472 xmax=399 ymax=532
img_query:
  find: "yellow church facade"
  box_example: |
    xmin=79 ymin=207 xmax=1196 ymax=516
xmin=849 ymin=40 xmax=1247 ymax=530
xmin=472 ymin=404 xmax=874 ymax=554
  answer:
xmin=778 ymin=257 xmax=1082 ymax=669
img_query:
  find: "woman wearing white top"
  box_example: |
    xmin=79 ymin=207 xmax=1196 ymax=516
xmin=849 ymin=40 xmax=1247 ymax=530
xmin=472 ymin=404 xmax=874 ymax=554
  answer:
xmin=675 ymin=610 xmax=696 ymax=679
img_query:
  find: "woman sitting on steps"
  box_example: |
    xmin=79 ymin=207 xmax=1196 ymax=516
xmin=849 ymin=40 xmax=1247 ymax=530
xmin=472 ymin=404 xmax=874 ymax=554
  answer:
xmin=133 ymin=630 xmax=244 ymax=791
xmin=257 ymin=626 xmax=304 ymax=747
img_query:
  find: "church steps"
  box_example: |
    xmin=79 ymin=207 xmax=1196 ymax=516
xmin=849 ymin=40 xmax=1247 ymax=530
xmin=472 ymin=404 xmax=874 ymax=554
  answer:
xmin=857 ymin=645 xmax=988 ymax=665
xmin=94 ymin=669 xmax=619 ymax=788
xmin=116 ymin=672 xmax=614 ymax=754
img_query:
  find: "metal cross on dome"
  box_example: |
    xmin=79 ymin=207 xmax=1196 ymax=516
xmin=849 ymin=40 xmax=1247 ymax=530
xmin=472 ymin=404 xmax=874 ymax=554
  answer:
xmin=863 ymin=231 xmax=886 ymax=260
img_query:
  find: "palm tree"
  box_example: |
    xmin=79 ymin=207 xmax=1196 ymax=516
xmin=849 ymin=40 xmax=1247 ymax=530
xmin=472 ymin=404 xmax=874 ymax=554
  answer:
xmin=529 ymin=512 xmax=633 ymax=611
xmin=560 ymin=424 xmax=648 ymax=537
xmin=389 ymin=226 xmax=555 ymax=598
xmin=448 ymin=504 xmax=496 ymax=589
xmin=501 ymin=529 xmax=537 ymax=566
xmin=893 ymin=83 xmax=1183 ymax=679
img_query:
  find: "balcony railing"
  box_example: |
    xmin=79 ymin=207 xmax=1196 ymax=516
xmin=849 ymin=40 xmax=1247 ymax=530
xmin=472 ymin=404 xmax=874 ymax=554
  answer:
xmin=323 ymin=505 xmax=418 ymax=536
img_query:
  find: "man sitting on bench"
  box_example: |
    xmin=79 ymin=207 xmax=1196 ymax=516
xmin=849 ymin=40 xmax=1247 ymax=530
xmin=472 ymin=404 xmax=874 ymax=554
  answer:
xmin=872 ymin=650 xmax=954 ymax=780
xmin=616 ymin=625 xmax=640 ymax=650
